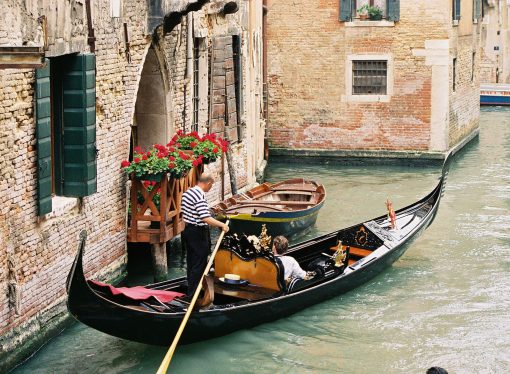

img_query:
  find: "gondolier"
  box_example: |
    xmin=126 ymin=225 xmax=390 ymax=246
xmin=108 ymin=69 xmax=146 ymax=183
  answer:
xmin=181 ymin=173 xmax=229 ymax=297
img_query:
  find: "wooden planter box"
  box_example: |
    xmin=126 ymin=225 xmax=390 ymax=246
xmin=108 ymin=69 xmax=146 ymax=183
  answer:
xmin=127 ymin=165 xmax=204 ymax=244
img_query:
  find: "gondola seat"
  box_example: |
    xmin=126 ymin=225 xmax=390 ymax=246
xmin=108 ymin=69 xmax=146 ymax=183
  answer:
xmin=214 ymin=249 xmax=286 ymax=293
xmin=286 ymin=276 xmax=322 ymax=294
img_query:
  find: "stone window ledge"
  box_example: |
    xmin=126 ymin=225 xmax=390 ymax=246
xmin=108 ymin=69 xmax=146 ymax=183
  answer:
xmin=44 ymin=196 xmax=79 ymax=219
xmin=343 ymin=94 xmax=391 ymax=103
xmin=345 ymin=20 xmax=395 ymax=27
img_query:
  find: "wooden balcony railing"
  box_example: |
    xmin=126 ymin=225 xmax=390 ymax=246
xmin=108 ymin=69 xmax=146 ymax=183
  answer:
xmin=127 ymin=165 xmax=204 ymax=244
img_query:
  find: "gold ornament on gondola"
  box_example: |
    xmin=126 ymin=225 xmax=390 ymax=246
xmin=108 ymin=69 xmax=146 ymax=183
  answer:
xmin=258 ymin=224 xmax=272 ymax=252
xmin=332 ymin=240 xmax=347 ymax=267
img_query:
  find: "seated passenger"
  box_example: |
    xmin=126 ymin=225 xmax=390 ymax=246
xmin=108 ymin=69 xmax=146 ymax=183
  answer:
xmin=272 ymin=236 xmax=312 ymax=282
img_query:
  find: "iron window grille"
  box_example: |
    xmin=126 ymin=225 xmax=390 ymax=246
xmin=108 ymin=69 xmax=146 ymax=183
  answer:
xmin=352 ymin=60 xmax=387 ymax=95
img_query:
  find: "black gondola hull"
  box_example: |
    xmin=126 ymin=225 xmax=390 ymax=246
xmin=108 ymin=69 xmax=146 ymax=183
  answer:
xmin=67 ymin=153 xmax=452 ymax=346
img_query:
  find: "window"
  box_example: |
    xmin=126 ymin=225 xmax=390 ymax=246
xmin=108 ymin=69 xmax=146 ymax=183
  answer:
xmin=352 ymin=60 xmax=388 ymax=95
xmin=471 ymin=52 xmax=476 ymax=83
xmin=192 ymin=38 xmax=200 ymax=132
xmin=232 ymin=35 xmax=243 ymax=139
xmin=340 ymin=0 xmax=400 ymax=22
xmin=351 ymin=0 xmax=387 ymax=19
xmin=35 ymin=54 xmax=97 ymax=216
xmin=453 ymin=57 xmax=457 ymax=92
xmin=473 ymin=0 xmax=482 ymax=22
xmin=453 ymin=0 xmax=461 ymax=21
xmin=192 ymin=38 xmax=208 ymax=133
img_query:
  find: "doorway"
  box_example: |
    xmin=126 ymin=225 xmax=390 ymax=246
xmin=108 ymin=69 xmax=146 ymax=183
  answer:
xmin=134 ymin=47 xmax=172 ymax=150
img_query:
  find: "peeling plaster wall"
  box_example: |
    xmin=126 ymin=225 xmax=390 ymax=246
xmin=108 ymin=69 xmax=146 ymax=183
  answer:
xmin=480 ymin=0 xmax=510 ymax=83
xmin=0 ymin=0 xmax=265 ymax=370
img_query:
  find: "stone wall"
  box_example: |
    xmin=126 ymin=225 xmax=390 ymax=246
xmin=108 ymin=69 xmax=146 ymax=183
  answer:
xmin=0 ymin=1 xmax=151 ymax=370
xmin=448 ymin=3 xmax=482 ymax=148
xmin=267 ymin=0 xmax=480 ymax=157
xmin=0 ymin=1 xmax=265 ymax=371
xmin=480 ymin=0 xmax=510 ymax=83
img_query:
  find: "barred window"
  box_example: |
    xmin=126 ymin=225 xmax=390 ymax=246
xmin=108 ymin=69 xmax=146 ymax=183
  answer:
xmin=352 ymin=60 xmax=387 ymax=95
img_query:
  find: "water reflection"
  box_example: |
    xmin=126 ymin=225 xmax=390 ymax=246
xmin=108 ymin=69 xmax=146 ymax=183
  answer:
xmin=13 ymin=108 xmax=510 ymax=373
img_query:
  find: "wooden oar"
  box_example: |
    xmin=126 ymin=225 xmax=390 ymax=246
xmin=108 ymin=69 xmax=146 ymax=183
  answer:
xmin=156 ymin=220 xmax=230 ymax=374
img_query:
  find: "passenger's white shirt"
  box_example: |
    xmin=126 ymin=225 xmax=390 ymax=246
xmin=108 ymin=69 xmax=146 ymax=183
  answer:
xmin=278 ymin=255 xmax=307 ymax=280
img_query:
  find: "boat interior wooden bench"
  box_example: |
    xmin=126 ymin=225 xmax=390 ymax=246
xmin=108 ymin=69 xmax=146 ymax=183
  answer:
xmin=329 ymin=242 xmax=373 ymax=266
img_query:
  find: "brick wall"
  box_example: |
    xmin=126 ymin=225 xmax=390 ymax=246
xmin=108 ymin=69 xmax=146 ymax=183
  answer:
xmin=0 ymin=1 xmax=149 ymax=369
xmin=480 ymin=0 xmax=510 ymax=83
xmin=0 ymin=1 xmax=264 ymax=370
xmin=267 ymin=0 xmax=480 ymax=155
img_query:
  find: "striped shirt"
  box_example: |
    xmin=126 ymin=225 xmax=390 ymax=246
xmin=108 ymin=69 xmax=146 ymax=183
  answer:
xmin=181 ymin=186 xmax=211 ymax=226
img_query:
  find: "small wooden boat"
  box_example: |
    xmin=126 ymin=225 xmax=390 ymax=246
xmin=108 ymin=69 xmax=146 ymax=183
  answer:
xmin=480 ymin=83 xmax=510 ymax=105
xmin=211 ymin=178 xmax=326 ymax=237
xmin=66 ymin=153 xmax=452 ymax=346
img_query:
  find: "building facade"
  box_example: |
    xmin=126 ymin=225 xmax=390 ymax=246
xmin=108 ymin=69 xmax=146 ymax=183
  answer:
xmin=0 ymin=0 xmax=265 ymax=370
xmin=480 ymin=0 xmax=510 ymax=83
xmin=266 ymin=0 xmax=482 ymax=159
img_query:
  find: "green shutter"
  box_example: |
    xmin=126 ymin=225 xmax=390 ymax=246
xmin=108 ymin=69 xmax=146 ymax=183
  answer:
xmin=62 ymin=53 xmax=97 ymax=197
xmin=340 ymin=0 xmax=352 ymax=21
xmin=36 ymin=59 xmax=53 ymax=216
xmin=387 ymin=0 xmax=400 ymax=21
xmin=473 ymin=0 xmax=482 ymax=21
xmin=454 ymin=0 xmax=461 ymax=20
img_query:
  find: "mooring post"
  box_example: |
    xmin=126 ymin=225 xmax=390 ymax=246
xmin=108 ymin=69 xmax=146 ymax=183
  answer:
xmin=151 ymin=242 xmax=168 ymax=282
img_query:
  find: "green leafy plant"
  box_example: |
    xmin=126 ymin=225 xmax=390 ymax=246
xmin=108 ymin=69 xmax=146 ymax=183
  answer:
xmin=357 ymin=4 xmax=369 ymax=15
xmin=121 ymin=131 xmax=229 ymax=180
xmin=168 ymin=130 xmax=201 ymax=150
xmin=368 ymin=5 xmax=383 ymax=19
xmin=192 ymin=133 xmax=228 ymax=163
xmin=121 ymin=144 xmax=193 ymax=179
xmin=121 ymin=145 xmax=172 ymax=179
xmin=357 ymin=4 xmax=383 ymax=19
xmin=167 ymin=149 xmax=194 ymax=179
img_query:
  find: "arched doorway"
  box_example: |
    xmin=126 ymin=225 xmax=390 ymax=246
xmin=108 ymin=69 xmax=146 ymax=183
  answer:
xmin=133 ymin=47 xmax=172 ymax=150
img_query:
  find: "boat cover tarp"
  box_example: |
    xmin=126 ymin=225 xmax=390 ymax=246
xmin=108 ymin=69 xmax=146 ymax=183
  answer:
xmin=88 ymin=280 xmax=184 ymax=303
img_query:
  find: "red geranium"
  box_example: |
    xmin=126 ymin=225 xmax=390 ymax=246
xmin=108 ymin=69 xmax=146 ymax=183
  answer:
xmin=121 ymin=160 xmax=130 ymax=168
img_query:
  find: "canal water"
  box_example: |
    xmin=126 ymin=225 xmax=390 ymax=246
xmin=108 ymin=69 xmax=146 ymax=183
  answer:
xmin=12 ymin=108 xmax=510 ymax=373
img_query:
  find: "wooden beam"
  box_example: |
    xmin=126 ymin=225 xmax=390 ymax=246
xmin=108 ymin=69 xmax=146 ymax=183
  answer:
xmin=0 ymin=46 xmax=45 ymax=69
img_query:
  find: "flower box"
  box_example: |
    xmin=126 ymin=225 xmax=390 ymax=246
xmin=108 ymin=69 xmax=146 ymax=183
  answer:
xmin=123 ymin=129 xmax=227 ymax=244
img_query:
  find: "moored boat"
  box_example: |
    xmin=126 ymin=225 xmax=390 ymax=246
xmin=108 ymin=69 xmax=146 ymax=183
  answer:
xmin=66 ymin=153 xmax=452 ymax=346
xmin=480 ymin=83 xmax=510 ymax=105
xmin=211 ymin=178 xmax=326 ymax=238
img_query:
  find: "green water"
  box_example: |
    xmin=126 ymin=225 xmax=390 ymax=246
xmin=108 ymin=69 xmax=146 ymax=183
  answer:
xmin=12 ymin=108 xmax=510 ymax=373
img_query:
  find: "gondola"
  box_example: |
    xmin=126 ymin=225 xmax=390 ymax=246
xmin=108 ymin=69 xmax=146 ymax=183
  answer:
xmin=66 ymin=153 xmax=452 ymax=346
xmin=211 ymin=178 xmax=326 ymax=237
